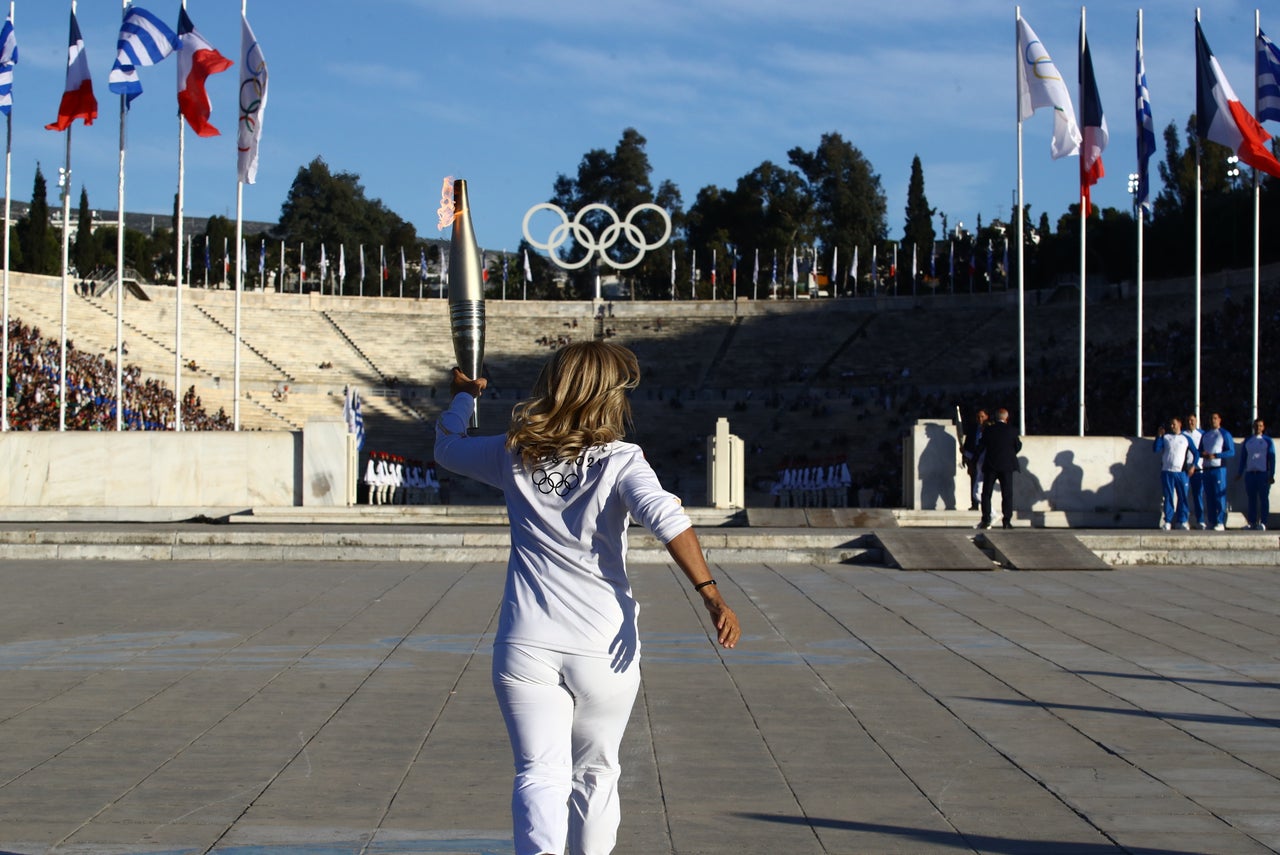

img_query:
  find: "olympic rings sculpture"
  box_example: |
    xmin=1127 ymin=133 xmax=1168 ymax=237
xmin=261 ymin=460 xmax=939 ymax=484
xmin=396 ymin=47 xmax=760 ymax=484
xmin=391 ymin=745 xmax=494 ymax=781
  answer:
xmin=531 ymin=468 xmax=581 ymax=497
xmin=522 ymin=202 xmax=672 ymax=271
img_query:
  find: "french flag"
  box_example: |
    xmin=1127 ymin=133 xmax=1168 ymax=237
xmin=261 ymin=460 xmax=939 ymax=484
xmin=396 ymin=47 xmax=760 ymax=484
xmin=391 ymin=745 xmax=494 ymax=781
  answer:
xmin=1078 ymin=32 xmax=1107 ymax=216
xmin=45 ymin=10 xmax=96 ymax=131
xmin=176 ymin=7 xmax=232 ymax=137
xmin=1196 ymin=20 xmax=1280 ymax=179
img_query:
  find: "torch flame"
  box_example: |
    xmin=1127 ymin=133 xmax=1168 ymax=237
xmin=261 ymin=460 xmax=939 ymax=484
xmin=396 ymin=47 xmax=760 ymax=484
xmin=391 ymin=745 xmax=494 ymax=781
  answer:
xmin=437 ymin=176 xmax=456 ymax=231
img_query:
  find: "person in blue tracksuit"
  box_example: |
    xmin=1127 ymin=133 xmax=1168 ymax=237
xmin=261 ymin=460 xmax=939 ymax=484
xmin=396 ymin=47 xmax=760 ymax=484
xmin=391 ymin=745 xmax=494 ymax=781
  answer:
xmin=1235 ymin=418 xmax=1275 ymax=530
xmin=1198 ymin=412 xmax=1235 ymax=530
xmin=1182 ymin=414 xmax=1206 ymax=528
xmin=1154 ymin=417 xmax=1197 ymax=530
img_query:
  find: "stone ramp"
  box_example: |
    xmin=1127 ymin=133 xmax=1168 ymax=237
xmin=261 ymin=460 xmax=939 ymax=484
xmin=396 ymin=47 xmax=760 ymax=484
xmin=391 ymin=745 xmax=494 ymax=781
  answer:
xmin=980 ymin=529 xmax=1112 ymax=571
xmin=873 ymin=529 xmax=996 ymax=571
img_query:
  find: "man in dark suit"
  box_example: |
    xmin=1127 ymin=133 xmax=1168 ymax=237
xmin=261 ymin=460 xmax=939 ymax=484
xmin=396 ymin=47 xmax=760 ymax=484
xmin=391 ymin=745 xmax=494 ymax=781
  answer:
xmin=961 ymin=408 xmax=988 ymax=511
xmin=977 ymin=407 xmax=1022 ymax=529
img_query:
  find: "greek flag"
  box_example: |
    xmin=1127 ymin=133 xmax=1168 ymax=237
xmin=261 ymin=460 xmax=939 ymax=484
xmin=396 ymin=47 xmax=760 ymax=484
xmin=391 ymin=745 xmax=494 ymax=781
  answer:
xmin=108 ymin=7 xmax=178 ymax=109
xmin=1259 ymin=29 xmax=1280 ymax=125
xmin=1136 ymin=19 xmax=1156 ymax=216
xmin=0 ymin=14 xmax=17 ymax=117
xmin=343 ymin=386 xmax=365 ymax=451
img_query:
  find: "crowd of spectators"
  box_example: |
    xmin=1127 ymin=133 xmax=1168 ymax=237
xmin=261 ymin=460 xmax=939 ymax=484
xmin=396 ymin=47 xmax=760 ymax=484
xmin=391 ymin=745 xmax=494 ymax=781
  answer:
xmin=4 ymin=318 xmax=232 ymax=431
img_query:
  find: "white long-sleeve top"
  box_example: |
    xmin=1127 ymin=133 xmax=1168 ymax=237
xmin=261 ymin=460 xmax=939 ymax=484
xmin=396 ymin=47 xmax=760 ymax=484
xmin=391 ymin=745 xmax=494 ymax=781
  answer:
xmin=434 ymin=393 xmax=692 ymax=659
xmin=1154 ymin=432 xmax=1194 ymax=473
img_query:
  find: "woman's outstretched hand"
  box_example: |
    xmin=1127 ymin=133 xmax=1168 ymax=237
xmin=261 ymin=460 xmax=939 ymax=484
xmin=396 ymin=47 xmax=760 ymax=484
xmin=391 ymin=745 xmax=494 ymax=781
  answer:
xmin=701 ymin=593 xmax=741 ymax=649
xmin=450 ymin=367 xmax=487 ymax=398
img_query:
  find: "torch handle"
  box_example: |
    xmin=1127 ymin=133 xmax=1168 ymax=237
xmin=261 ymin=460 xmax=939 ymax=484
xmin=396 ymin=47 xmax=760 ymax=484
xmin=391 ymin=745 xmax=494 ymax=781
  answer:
xmin=450 ymin=299 xmax=485 ymax=428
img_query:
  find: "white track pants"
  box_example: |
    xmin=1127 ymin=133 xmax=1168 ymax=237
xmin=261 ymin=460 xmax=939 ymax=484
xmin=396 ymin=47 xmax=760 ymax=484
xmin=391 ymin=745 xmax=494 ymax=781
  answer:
xmin=492 ymin=642 xmax=641 ymax=855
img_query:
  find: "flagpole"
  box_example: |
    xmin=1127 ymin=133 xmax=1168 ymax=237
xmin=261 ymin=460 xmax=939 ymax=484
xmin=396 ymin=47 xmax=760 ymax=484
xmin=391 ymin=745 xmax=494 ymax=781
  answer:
xmin=111 ymin=0 xmax=128 ymax=430
xmin=174 ymin=111 xmax=186 ymax=429
xmin=230 ymin=0 xmax=247 ymax=428
xmin=1077 ymin=6 xmax=1087 ymax=437
xmin=1016 ymin=6 xmax=1027 ymax=437
xmin=0 ymin=0 xmax=11 ymax=432
xmin=233 ymin=167 xmax=243 ymax=430
xmin=1252 ymin=8 xmax=1262 ymax=421
xmin=1136 ymin=9 xmax=1145 ymax=438
xmin=58 ymin=128 xmax=71 ymax=432
xmin=1193 ymin=7 xmax=1203 ymax=426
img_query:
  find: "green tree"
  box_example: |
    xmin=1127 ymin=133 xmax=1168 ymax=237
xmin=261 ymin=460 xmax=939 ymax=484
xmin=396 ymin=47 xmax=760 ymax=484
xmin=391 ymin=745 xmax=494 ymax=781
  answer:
xmin=278 ymin=157 xmax=416 ymax=295
xmin=903 ymin=155 xmax=936 ymax=291
xmin=203 ymin=215 xmax=237 ymax=287
xmin=684 ymin=160 xmax=814 ymax=297
xmin=149 ymin=227 xmax=175 ymax=284
xmin=16 ymin=164 xmax=58 ymax=275
xmin=1150 ymin=114 xmax=1241 ymax=276
xmin=513 ymin=238 xmax=561 ymax=299
xmin=5 ymin=221 xmax=23 ymax=272
xmin=73 ymin=187 xmax=97 ymax=276
xmin=787 ymin=132 xmax=887 ymax=269
xmin=903 ymin=156 xmax=935 ymax=256
xmin=549 ymin=128 xmax=678 ymax=299
xmin=1155 ymin=119 xmax=1193 ymax=219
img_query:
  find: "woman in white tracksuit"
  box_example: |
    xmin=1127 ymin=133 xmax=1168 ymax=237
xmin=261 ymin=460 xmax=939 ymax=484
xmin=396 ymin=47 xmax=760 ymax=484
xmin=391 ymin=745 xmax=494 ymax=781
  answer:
xmin=435 ymin=341 xmax=741 ymax=855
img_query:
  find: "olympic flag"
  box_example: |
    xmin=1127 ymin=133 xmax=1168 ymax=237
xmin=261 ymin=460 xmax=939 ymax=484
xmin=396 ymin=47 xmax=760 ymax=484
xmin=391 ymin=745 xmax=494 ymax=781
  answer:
xmin=1016 ymin=16 xmax=1080 ymax=159
xmin=237 ymin=14 xmax=267 ymax=184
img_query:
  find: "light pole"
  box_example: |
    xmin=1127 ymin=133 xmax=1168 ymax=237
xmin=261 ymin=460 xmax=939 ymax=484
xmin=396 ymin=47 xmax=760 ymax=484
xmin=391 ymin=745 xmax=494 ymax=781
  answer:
xmin=1226 ymin=156 xmax=1241 ymax=265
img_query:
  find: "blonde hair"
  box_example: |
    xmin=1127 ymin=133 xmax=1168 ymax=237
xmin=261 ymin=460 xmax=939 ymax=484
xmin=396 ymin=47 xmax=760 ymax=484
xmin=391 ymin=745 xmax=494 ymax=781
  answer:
xmin=507 ymin=341 xmax=640 ymax=468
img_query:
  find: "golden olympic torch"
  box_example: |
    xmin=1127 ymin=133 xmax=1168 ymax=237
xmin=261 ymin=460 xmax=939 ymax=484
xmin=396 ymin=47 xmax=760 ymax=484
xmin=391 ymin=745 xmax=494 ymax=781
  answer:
xmin=444 ymin=178 xmax=485 ymax=427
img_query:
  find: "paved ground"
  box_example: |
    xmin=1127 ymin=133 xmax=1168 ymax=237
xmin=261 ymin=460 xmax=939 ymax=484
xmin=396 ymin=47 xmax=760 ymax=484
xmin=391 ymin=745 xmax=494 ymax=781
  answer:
xmin=0 ymin=556 xmax=1277 ymax=854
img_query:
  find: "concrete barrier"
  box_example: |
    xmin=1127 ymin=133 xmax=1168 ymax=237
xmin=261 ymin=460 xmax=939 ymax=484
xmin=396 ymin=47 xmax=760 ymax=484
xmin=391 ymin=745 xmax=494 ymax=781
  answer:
xmin=0 ymin=429 xmax=302 ymax=507
xmin=905 ymin=419 xmax=1275 ymax=525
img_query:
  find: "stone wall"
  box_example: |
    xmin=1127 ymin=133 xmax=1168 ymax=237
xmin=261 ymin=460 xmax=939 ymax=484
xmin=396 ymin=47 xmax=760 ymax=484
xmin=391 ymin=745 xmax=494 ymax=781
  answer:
xmin=0 ymin=430 xmax=301 ymax=508
xmin=906 ymin=419 xmax=1274 ymax=522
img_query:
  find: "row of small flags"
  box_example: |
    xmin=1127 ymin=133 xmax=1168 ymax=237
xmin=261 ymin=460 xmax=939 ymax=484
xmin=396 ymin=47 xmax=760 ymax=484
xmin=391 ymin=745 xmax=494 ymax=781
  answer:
xmin=664 ymin=242 xmax=1006 ymax=298
xmin=1018 ymin=10 xmax=1280 ymax=220
xmin=169 ymin=235 xmax=543 ymax=295
xmin=1 ymin=3 xmax=267 ymax=184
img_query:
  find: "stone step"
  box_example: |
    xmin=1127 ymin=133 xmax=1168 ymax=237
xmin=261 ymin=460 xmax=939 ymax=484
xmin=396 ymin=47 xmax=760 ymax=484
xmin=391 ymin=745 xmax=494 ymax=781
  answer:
xmin=0 ymin=526 xmax=879 ymax=565
xmin=1076 ymin=532 xmax=1280 ymax=567
xmin=229 ymin=505 xmax=745 ymax=527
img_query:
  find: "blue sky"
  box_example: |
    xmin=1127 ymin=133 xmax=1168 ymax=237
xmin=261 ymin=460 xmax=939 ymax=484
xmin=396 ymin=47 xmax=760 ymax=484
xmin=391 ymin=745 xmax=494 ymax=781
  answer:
xmin=9 ymin=0 xmax=1275 ymax=254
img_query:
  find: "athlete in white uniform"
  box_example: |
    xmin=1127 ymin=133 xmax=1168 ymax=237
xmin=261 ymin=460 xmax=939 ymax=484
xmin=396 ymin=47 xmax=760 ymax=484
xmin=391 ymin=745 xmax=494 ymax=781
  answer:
xmin=435 ymin=342 xmax=740 ymax=855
